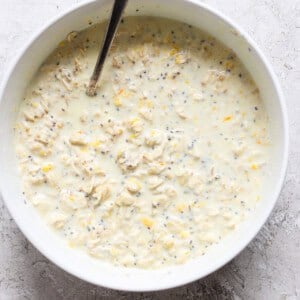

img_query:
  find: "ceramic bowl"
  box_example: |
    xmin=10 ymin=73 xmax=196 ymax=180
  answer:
xmin=0 ymin=0 xmax=288 ymax=291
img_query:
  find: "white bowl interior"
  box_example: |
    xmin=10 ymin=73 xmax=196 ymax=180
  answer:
xmin=0 ymin=0 xmax=287 ymax=291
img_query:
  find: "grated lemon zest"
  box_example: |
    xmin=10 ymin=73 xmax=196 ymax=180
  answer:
xmin=141 ymin=217 xmax=154 ymax=228
xmin=41 ymin=163 xmax=53 ymax=172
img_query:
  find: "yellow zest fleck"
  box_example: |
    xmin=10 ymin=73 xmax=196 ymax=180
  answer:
xmin=138 ymin=99 xmax=153 ymax=108
xmin=69 ymin=195 xmax=75 ymax=202
xmin=256 ymin=195 xmax=261 ymax=202
xmin=242 ymin=112 xmax=246 ymax=117
xmin=150 ymin=129 xmax=156 ymax=136
xmin=80 ymin=146 xmax=88 ymax=152
xmin=113 ymin=97 xmax=122 ymax=107
xmin=128 ymin=117 xmax=140 ymax=126
xmin=31 ymin=102 xmax=38 ymax=108
xmin=185 ymin=80 xmax=190 ymax=85
xmin=175 ymin=53 xmax=186 ymax=65
xmin=129 ymin=133 xmax=137 ymax=139
xmin=58 ymin=41 xmax=65 ymax=47
xmin=41 ymin=163 xmax=53 ymax=172
xmin=141 ymin=217 xmax=154 ymax=228
xmin=93 ymin=167 xmax=104 ymax=176
xmin=117 ymin=88 xmax=124 ymax=95
xmin=68 ymin=241 xmax=75 ymax=248
xmin=212 ymin=106 xmax=217 ymax=111
xmin=116 ymin=88 xmax=130 ymax=98
xmin=115 ymin=128 xmax=123 ymax=136
xmin=162 ymin=105 xmax=167 ymax=110
xmin=89 ymin=139 xmax=101 ymax=147
xmin=176 ymin=203 xmax=186 ymax=213
xmin=251 ymin=164 xmax=258 ymax=170
xmin=163 ymin=240 xmax=174 ymax=249
xmin=179 ymin=231 xmax=189 ymax=238
xmin=169 ymin=45 xmax=179 ymax=56
xmin=57 ymin=122 xmax=63 ymax=129
xmin=39 ymin=150 xmax=48 ymax=157
xmin=175 ymin=53 xmax=184 ymax=64
xmin=223 ymin=115 xmax=232 ymax=122
xmin=117 ymin=150 xmax=123 ymax=158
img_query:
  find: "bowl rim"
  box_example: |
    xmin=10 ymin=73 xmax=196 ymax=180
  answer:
xmin=0 ymin=0 xmax=289 ymax=292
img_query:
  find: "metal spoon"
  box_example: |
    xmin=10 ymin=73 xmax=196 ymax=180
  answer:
xmin=86 ymin=0 xmax=128 ymax=96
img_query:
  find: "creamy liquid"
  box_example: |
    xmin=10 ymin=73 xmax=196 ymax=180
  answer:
xmin=14 ymin=17 xmax=270 ymax=268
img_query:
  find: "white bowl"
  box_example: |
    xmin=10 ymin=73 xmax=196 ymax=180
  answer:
xmin=0 ymin=0 xmax=288 ymax=292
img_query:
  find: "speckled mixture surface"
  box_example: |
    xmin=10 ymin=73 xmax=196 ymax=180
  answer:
xmin=14 ymin=16 xmax=269 ymax=269
xmin=0 ymin=0 xmax=299 ymax=299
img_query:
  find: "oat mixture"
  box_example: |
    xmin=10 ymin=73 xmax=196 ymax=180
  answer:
xmin=14 ymin=17 xmax=269 ymax=268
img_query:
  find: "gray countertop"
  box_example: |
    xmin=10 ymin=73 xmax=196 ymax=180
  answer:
xmin=0 ymin=0 xmax=299 ymax=299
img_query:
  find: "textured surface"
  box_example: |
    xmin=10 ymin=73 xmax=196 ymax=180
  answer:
xmin=0 ymin=0 xmax=299 ymax=299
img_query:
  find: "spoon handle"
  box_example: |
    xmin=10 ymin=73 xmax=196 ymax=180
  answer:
xmin=86 ymin=0 xmax=128 ymax=96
